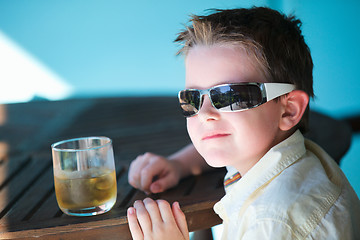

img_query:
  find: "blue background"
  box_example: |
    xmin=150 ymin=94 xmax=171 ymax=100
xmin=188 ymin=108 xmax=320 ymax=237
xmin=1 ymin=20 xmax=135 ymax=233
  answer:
xmin=0 ymin=0 xmax=359 ymax=196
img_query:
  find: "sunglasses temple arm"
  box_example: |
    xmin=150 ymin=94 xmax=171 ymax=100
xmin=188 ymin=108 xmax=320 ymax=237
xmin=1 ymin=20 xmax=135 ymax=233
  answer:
xmin=264 ymin=83 xmax=296 ymax=101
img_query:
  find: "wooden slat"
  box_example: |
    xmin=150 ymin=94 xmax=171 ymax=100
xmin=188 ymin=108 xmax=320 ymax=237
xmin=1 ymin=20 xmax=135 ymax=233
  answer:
xmin=0 ymin=155 xmax=51 ymax=219
xmin=4 ymin=164 xmax=54 ymax=222
xmin=28 ymin=192 xmax=61 ymax=222
xmin=0 ymin=154 xmax=29 ymax=191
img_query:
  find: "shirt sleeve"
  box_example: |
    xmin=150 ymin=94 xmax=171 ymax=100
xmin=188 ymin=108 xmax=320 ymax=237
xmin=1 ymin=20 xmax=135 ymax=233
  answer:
xmin=241 ymin=220 xmax=296 ymax=240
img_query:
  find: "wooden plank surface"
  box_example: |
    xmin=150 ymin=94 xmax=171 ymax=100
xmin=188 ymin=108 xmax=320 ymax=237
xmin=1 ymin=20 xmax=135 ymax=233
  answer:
xmin=0 ymin=97 xmax=225 ymax=239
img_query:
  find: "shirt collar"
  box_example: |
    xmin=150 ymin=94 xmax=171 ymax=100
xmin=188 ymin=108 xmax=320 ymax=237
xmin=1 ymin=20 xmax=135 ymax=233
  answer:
xmin=214 ymin=130 xmax=306 ymax=219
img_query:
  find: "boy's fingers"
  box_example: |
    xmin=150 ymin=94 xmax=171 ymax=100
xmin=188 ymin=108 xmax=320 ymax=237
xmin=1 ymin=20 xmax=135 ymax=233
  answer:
xmin=148 ymin=160 xmax=181 ymax=194
xmin=133 ymin=200 xmax=152 ymax=234
xmin=150 ymin=173 xmax=178 ymax=193
xmin=172 ymin=202 xmax=189 ymax=239
xmin=140 ymin=165 xmax=157 ymax=191
xmin=143 ymin=198 xmax=163 ymax=224
xmin=156 ymin=200 xmax=175 ymax=223
xmin=140 ymin=162 xmax=165 ymax=192
xmin=149 ymin=181 xmax=163 ymax=194
xmin=127 ymin=207 xmax=144 ymax=240
xmin=128 ymin=154 xmax=149 ymax=189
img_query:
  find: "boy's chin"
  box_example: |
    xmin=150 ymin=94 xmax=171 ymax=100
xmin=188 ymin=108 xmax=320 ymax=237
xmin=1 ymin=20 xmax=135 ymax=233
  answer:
xmin=204 ymin=157 xmax=228 ymax=168
xmin=197 ymin=149 xmax=233 ymax=168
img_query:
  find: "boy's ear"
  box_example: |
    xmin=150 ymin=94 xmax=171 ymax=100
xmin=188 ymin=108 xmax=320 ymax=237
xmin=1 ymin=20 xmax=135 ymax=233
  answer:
xmin=279 ymin=90 xmax=309 ymax=131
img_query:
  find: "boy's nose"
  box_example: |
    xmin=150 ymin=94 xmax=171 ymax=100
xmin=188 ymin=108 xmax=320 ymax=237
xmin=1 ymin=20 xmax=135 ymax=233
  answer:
xmin=198 ymin=95 xmax=220 ymax=121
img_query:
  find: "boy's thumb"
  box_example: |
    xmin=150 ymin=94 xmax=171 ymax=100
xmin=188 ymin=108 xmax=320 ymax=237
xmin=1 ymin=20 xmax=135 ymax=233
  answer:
xmin=150 ymin=176 xmax=177 ymax=193
xmin=150 ymin=182 xmax=163 ymax=193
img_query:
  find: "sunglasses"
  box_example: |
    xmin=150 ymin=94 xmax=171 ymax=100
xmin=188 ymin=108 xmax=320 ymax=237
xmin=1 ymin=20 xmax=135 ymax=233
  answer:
xmin=178 ymin=82 xmax=296 ymax=117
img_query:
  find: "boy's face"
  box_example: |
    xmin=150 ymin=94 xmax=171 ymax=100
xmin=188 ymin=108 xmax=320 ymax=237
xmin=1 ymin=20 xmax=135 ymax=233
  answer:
xmin=185 ymin=45 xmax=285 ymax=175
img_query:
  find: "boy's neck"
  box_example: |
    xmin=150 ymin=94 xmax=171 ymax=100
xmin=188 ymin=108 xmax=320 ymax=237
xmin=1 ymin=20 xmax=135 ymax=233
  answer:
xmin=237 ymin=129 xmax=297 ymax=177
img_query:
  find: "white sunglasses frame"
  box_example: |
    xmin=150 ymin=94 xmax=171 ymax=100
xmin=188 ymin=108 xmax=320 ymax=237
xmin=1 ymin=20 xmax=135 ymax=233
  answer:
xmin=178 ymin=82 xmax=296 ymax=117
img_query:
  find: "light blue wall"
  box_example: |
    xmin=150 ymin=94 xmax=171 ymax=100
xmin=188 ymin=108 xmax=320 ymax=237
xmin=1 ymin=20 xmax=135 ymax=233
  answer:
xmin=281 ymin=1 xmax=360 ymax=118
xmin=0 ymin=0 xmax=359 ymax=194
xmin=0 ymin=0 xmax=266 ymax=98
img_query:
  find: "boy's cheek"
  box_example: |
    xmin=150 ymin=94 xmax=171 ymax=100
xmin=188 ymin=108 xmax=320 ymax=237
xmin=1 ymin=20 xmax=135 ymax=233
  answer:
xmin=186 ymin=118 xmax=199 ymax=141
xmin=186 ymin=119 xmax=201 ymax=152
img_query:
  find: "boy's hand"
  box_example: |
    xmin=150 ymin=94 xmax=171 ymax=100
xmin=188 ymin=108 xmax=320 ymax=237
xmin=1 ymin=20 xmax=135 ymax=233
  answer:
xmin=128 ymin=152 xmax=182 ymax=194
xmin=127 ymin=198 xmax=189 ymax=240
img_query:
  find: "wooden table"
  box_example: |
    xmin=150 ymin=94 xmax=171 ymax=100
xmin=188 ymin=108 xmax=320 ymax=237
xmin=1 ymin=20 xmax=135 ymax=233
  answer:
xmin=0 ymin=97 xmax=225 ymax=240
xmin=0 ymin=96 xmax=352 ymax=239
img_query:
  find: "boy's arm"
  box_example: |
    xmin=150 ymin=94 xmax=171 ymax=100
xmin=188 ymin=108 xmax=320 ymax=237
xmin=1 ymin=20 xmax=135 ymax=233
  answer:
xmin=168 ymin=144 xmax=212 ymax=178
xmin=128 ymin=144 xmax=211 ymax=194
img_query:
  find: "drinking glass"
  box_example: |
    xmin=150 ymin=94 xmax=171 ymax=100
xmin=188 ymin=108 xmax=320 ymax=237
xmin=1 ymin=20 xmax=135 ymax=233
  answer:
xmin=51 ymin=136 xmax=117 ymax=216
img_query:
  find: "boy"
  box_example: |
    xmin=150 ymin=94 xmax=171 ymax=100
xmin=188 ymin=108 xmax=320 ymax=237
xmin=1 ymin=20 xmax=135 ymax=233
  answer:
xmin=127 ymin=7 xmax=360 ymax=239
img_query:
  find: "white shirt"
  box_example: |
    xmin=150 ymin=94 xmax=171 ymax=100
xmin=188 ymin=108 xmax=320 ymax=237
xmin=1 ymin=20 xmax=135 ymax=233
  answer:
xmin=214 ymin=130 xmax=360 ymax=239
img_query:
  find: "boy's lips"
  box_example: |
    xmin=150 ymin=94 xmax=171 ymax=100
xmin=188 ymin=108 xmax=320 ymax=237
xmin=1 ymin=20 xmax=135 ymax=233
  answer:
xmin=202 ymin=133 xmax=231 ymax=141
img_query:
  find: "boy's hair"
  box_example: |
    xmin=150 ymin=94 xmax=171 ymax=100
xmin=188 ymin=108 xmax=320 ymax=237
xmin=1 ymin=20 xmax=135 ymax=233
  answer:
xmin=175 ymin=7 xmax=314 ymax=133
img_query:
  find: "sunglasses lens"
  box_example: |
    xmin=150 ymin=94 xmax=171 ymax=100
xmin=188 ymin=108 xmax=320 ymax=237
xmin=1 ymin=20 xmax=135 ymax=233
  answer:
xmin=178 ymin=90 xmax=201 ymax=117
xmin=210 ymin=85 xmax=262 ymax=111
